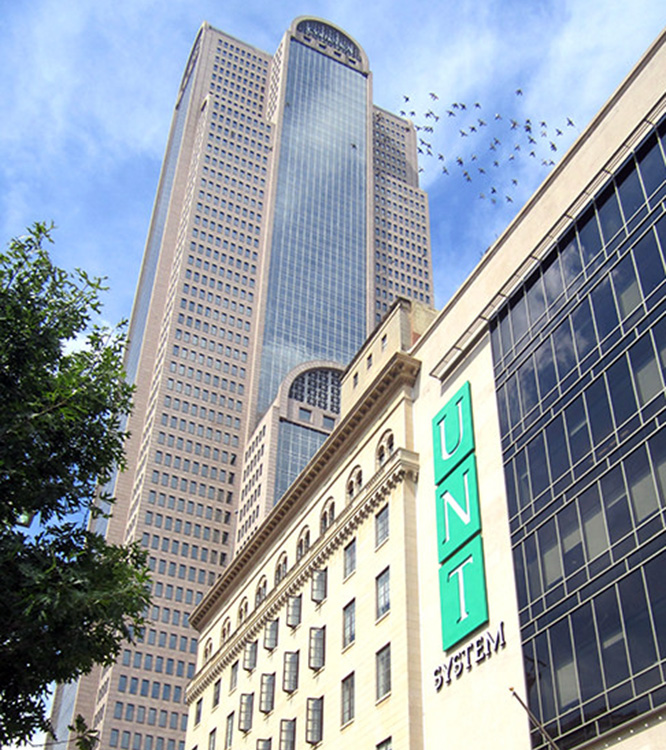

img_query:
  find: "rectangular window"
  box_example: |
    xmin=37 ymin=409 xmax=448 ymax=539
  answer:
xmin=376 ymin=644 xmax=392 ymax=700
xmin=343 ymin=600 xmax=356 ymax=648
xmin=224 ymin=713 xmax=233 ymax=749
xmin=212 ymin=679 xmax=220 ymax=707
xmin=311 ymin=569 xmax=327 ymax=603
xmin=377 ymin=739 xmax=392 ymax=750
xmin=286 ymin=595 xmax=302 ymax=628
xmin=344 ymin=539 xmax=356 ymax=578
xmin=257 ymin=741 xmax=272 ymax=750
xmin=376 ymin=567 xmax=390 ymax=619
xmin=243 ymin=640 xmax=258 ymax=671
xmin=279 ymin=719 xmax=296 ymax=750
xmin=210 ymin=726 xmax=218 ymax=750
xmin=195 ymin=699 xmax=202 ymax=725
xmin=309 ymin=627 xmax=325 ymax=670
xmin=306 ymin=697 xmax=324 ymax=744
xmin=283 ymin=651 xmax=299 ymax=693
xmin=230 ymin=661 xmax=238 ymax=691
xmin=259 ymin=673 xmax=275 ymax=713
xmin=239 ymin=693 xmax=253 ymax=732
xmin=375 ymin=505 xmax=389 ymax=546
xmin=264 ymin=619 xmax=278 ymax=650
xmin=341 ymin=673 xmax=355 ymax=725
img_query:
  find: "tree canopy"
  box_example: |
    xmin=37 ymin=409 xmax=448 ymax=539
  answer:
xmin=0 ymin=223 xmax=151 ymax=745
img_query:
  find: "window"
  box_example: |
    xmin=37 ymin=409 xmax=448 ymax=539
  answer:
xmin=286 ymin=595 xmax=302 ymax=628
xmin=377 ymin=739 xmax=392 ymax=750
xmin=343 ymin=600 xmax=355 ymax=647
xmin=275 ymin=554 xmax=288 ymax=585
xmin=341 ymin=673 xmax=355 ymax=725
xmin=376 ymin=567 xmax=390 ymax=619
xmin=255 ymin=578 xmax=267 ymax=607
xmin=297 ymin=529 xmax=310 ymax=561
xmin=376 ymin=644 xmax=391 ymax=699
xmin=283 ymin=651 xmax=299 ymax=693
xmin=309 ymin=627 xmax=325 ymax=670
xmin=209 ymin=727 xmax=217 ymax=750
xmin=213 ymin=679 xmax=221 ymax=707
xmin=259 ymin=673 xmax=275 ymax=713
xmin=344 ymin=539 xmax=356 ymax=578
xmin=195 ymin=698 xmax=202 ymax=725
xmin=239 ymin=693 xmax=254 ymax=732
xmin=306 ymin=697 xmax=324 ymax=744
xmin=375 ymin=505 xmax=389 ymax=546
xmin=264 ymin=619 xmax=278 ymax=650
xmin=239 ymin=637 xmax=257 ymax=671
xmin=311 ymin=569 xmax=327 ymax=603
xmin=279 ymin=719 xmax=296 ymax=750
xmin=320 ymin=500 xmax=335 ymax=534
xmin=230 ymin=660 xmax=239 ymax=691
xmin=257 ymin=740 xmax=272 ymax=750
xmin=224 ymin=713 xmax=233 ymax=749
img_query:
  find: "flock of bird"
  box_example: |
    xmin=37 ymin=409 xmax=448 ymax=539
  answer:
xmin=397 ymin=89 xmax=577 ymax=205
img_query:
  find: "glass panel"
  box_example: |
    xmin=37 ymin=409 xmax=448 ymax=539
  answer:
xmin=528 ymin=433 xmax=549 ymax=497
xmin=577 ymin=208 xmax=602 ymax=266
xmin=515 ymin=449 xmax=531 ymax=510
xmin=596 ymin=184 xmax=624 ymax=244
xmin=534 ymin=338 xmax=557 ymax=398
xmin=535 ymin=632 xmax=556 ymax=721
xmin=499 ymin=308 xmax=513 ymax=358
xmin=618 ymin=571 xmax=656 ymax=672
xmin=545 ymin=414 xmax=570 ymax=480
xmin=644 ymin=551 xmax=666 ymax=657
xmin=632 ymin=229 xmax=664 ymax=298
xmin=550 ymin=618 xmax=578 ymax=711
xmin=565 ymin=396 xmax=591 ymax=460
xmin=595 ymin=586 xmax=629 ymax=687
xmin=611 ymin=253 xmax=641 ymax=319
xmin=636 ymin=133 xmax=665 ymax=198
xmin=560 ymin=232 xmax=583 ymax=286
xmin=584 ymin=379 xmax=613 ymax=447
xmin=553 ymin=320 xmax=576 ymax=380
xmin=648 ymin=429 xmax=666 ymax=505
xmin=629 ymin=334 xmax=662 ymax=406
xmin=518 ymin=358 xmax=538 ymax=416
xmin=525 ymin=273 xmax=546 ymax=325
xmin=606 ymin=355 xmax=637 ymax=427
xmin=617 ymin=160 xmax=645 ymax=220
xmin=558 ymin=501 xmax=583 ymax=577
xmin=542 ymin=252 xmax=564 ymax=306
xmin=624 ymin=445 xmax=659 ymax=523
xmin=524 ymin=533 xmax=542 ymax=600
xmin=506 ymin=374 xmax=521 ymax=429
xmin=511 ymin=291 xmax=529 ymax=344
xmin=600 ymin=466 xmax=632 ymax=543
xmin=571 ymin=603 xmax=603 ymax=701
xmin=538 ymin=518 xmax=562 ymax=589
xmin=590 ymin=277 xmax=619 ymax=341
xmin=578 ymin=485 xmax=607 ymax=560
xmin=571 ymin=299 xmax=596 ymax=362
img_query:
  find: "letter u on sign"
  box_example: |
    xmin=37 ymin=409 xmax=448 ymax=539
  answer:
xmin=432 ymin=381 xmax=474 ymax=485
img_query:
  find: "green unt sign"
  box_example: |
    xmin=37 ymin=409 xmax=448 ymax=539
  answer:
xmin=432 ymin=382 xmax=489 ymax=651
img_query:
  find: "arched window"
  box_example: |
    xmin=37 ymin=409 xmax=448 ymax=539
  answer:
xmin=275 ymin=553 xmax=288 ymax=586
xmin=255 ymin=577 xmax=267 ymax=608
xmin=320 ymin=498 xmax=335 ymax=534
xmin=221 ymin=618 xmax=231 ymax=645
xmin=377 ymin=430 xmax=395 ymax=468
xmin=204 ymin=638 xmax=213 ymax=661
xmin=238 ymin=598 xmax=249 ymax=626
xmin=296 ymin=528 xmax=311 ymax=561
xmin=346 ymin=466 xmax=363 ymax=502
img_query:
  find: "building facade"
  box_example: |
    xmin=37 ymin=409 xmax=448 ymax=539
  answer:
xmin=186 ymin=27 xmax=666 ymax=750
xmin=47 ymin=17 xmax=431 ymax=750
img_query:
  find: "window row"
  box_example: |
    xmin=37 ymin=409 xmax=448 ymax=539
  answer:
xmin=113 ymin=701 xmax=187 ymax=727
xmin=497 ymin=217 xmax=666 ymax=438
xmin=109 ymin=730 xmax=185 ymax=750
xmin=492 ymin=121 xmax=666 ymax=367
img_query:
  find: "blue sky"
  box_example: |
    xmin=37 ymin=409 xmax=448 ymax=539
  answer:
xmin=1 ymin=0 xmax=665 ymax=327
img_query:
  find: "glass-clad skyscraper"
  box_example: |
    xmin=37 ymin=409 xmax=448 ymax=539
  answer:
xmin=47 ymin=16 xmax=432 ymax=750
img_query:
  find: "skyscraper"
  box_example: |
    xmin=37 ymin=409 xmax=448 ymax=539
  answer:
xmin=47 ymin=16 xmax=431 ymax=750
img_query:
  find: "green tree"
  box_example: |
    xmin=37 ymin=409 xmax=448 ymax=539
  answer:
xmin=0 ymin=223 xmax=151 ymax=745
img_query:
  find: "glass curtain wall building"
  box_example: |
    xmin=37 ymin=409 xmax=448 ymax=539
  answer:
xmin=492 ymin=116 xmax=666 ymax=748
xmin=46 ymin=16 xmax=432 ymax=750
